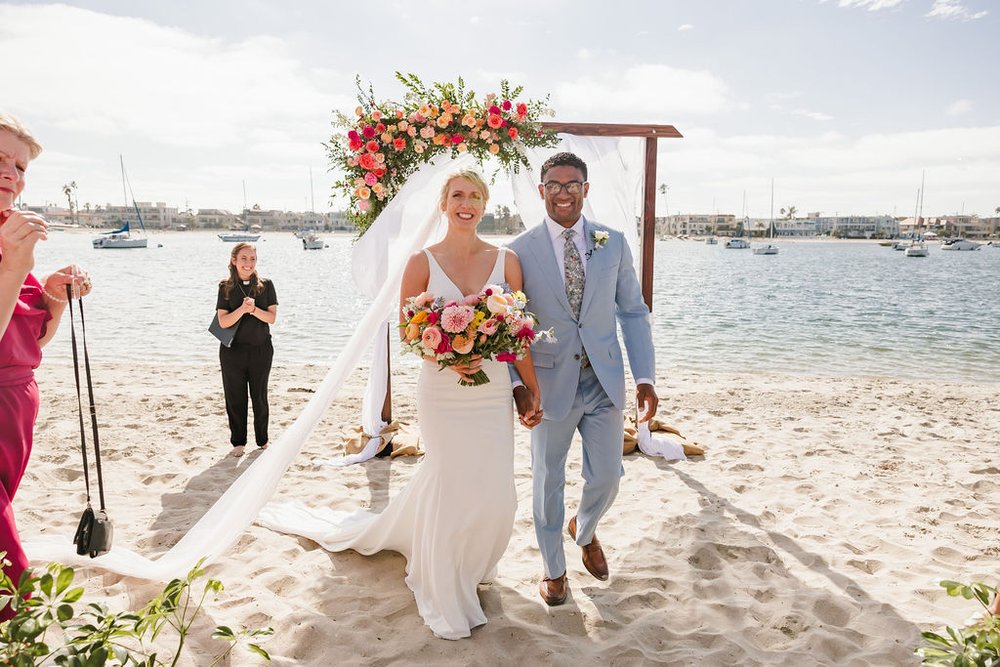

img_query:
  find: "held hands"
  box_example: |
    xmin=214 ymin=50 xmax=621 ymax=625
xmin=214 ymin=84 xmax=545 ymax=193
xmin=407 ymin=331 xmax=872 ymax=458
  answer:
xmin=636 ymin=383 xmax=659 ymax=423
xmin=241 ymin=296 xmax=256 ymax=315
xmin=0 ymin=209 xmax=49 ymax=278
xmin=513 ymin=385 xmax=543 ymax=429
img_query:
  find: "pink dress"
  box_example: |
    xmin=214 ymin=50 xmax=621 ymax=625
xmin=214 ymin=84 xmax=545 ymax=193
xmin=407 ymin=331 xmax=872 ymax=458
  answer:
xmin=0 ymin=270 xmax=49 ymax=606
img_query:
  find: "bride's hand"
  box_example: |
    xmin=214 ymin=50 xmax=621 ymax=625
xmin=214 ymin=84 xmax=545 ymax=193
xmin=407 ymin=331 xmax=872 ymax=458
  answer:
xmin=450 ymin=354 xmax=482 ymax=381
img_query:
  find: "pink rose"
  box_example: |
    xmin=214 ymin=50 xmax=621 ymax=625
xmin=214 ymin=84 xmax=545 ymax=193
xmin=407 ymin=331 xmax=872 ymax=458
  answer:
xmin=463 ymin=294 xmax=480 ymax=306
xmin=358 ymin=153 xmax=376 ymax=171
xmin=348 ymin=130 xmax=360 ymax=141
xmin=364 ymin=172 xmax=378 ymax=186
xmin=366 ymin=140 xmax=379 ymax=153
xmin=488 ymin=105 xmax=502 ymax=115
xmin=516 ymin=102 xmax=528 ymax=116
xmin=508 ymin=127 xmax=518 ymax=140
xmin=393 ymin=137 xmax=406 ymax=151
xmin=502 ymin=100 xmax=512 ymax=111
xmin=427 ymin=311 xmax=440 ymax=325
xmin=421 ymin=326 xmax=443 ymax=352
xmin=487 ymin=113 xmax=503 ymax=129
xmin=358 ymin=199 xmax=370 ymax=212
xmin=349 ymin=138 xmax=364 ymax=152
xmin=478 ymin=318 xmax=500 ymax=335
xmin=362 ymin=126 xmax=375 ymax=139
xmin=414 ymin=291 xmax=434 ymax=308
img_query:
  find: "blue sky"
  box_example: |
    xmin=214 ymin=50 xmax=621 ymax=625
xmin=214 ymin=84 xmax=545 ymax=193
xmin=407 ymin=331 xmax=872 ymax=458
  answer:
xmin=3 ymin=0 xmax=997 ymax=218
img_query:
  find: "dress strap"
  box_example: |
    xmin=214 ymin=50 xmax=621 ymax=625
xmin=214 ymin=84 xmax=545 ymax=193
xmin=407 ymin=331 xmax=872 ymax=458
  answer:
xmin=490 ymin=247 xmax=507 ymax=284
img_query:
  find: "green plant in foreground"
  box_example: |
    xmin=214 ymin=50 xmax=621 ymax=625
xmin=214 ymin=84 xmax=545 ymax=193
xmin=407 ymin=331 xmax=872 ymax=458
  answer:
xmin=917 ymin=580 xmax=999 ymax=666
xmin=0 ymin=553 xmax=273 ymax=666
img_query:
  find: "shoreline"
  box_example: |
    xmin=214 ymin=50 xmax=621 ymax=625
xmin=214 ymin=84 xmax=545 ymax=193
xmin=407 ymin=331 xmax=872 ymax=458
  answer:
xmin=16 ymin=360 xmax=999 ymax=663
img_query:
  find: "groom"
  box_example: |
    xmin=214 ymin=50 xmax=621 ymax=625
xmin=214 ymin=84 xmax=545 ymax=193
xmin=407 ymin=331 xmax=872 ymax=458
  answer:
xmin=509 ymin=151 xmax=658 ymax=606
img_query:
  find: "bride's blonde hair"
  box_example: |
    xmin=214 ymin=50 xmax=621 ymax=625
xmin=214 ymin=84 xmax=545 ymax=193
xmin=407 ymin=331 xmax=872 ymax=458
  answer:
xmin=439 ymin=169 xmax=490 ymax=209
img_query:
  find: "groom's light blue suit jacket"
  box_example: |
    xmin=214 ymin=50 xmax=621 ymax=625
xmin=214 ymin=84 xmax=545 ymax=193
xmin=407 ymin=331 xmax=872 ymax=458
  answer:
xmin=508 ymin=218 xmax=655 ymax=422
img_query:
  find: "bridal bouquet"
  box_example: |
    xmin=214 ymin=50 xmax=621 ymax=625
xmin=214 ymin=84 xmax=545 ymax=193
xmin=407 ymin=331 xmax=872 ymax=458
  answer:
xmin=400 ymin=284 xmax=554 ymax=386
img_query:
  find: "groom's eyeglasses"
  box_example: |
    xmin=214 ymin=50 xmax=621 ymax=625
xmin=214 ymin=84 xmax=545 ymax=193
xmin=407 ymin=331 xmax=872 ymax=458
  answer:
xmin=542 ymin=181 xmax=586 ymax=195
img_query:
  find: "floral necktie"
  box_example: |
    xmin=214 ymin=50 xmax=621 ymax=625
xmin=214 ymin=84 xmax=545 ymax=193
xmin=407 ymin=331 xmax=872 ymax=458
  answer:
xmin=562 ymin=228 xmax=584 ymax=318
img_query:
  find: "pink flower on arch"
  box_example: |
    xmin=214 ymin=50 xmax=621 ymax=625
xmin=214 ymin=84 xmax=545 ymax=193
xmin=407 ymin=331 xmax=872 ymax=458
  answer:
xmin=362 ymin=126 xmax=375 ymax=139
xmin=364 ymin=172 xmax=378 ymax=186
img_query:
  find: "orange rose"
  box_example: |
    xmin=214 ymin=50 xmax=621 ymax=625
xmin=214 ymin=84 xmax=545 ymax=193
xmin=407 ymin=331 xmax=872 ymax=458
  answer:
xmin=488 ymin=143 xmax=500 ymax=155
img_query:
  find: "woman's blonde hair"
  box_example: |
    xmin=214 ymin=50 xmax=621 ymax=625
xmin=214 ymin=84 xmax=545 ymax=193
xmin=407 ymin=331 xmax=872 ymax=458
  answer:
xmin=0 ymin=112 xmax=43 ymax=160
xmin=438 ymin=169 xmax=490 ymax=209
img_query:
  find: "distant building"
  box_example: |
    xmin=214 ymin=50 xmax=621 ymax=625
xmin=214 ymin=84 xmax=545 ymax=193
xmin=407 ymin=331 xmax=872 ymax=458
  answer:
xmin=657 ymin=213 xmax=736 ymax=236
xmin=814 ymin=215 xmax=898 ymax=238
xmin=98 ymin=201 xmax=178 ymax=229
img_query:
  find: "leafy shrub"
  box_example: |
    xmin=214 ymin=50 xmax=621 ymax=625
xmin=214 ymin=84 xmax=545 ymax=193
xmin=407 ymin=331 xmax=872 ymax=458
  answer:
xmin=917 ymin=580 xmax=999 ymax=666
xmin=1 ymin=553 xmax=272 ymax=666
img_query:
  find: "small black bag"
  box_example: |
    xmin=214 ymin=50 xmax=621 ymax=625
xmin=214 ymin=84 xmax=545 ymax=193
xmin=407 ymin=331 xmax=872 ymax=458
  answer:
xmin=66 ymin=285 xmax=113 ymax=558
xmin=73 ymin=507 xmax=113 ymax=558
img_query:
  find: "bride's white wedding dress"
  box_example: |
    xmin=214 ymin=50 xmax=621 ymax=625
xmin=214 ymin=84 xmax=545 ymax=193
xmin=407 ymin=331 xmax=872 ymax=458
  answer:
xmin=258 ymin=247 xmax=516 ymax=640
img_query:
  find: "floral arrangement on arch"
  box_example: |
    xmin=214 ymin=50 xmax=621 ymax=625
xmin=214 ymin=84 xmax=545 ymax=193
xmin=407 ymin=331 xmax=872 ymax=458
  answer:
xmin=328 ymin=72 xmax=560 ymax=234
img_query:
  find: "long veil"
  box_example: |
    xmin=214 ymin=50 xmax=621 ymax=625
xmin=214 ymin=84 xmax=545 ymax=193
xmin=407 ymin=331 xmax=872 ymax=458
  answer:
xmin=23 ymin=136 xmax=644 ymax=580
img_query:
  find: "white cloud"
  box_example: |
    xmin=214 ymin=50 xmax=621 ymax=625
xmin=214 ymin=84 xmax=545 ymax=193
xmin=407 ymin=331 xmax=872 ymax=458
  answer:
xmin=945 ymin=99 xmax=974 ymax=115
xmin=792 ymin=109 xmax=835 ymax=121
xmin=924 ymin=0 xmax=988 ymax=20
xmin=554 ymin=64 xmax=731 ymax=121
xmin=677 ymin=24 xmax=694 ymax=31
xmin=829 ymin=0 xmax=907 ymax=11
xmin=657 ymin=124 xmax=1000 ymax=216
xmin=2 ymin=5 xmax=353 ymax=151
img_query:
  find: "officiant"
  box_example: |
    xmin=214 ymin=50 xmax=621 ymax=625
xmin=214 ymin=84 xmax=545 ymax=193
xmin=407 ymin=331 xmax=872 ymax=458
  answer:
xmin=215 ymin=242 xmax=278 ymax=458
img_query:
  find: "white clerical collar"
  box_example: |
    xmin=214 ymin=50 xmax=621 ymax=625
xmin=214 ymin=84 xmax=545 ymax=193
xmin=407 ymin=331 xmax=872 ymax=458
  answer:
xmin=544 ymin=215 xmax=586 ymax=243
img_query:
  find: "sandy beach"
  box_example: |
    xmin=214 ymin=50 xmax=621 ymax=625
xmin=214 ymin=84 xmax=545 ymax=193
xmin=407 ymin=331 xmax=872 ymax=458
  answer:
xmin=16 ymin=359 xmax=999 ymax=665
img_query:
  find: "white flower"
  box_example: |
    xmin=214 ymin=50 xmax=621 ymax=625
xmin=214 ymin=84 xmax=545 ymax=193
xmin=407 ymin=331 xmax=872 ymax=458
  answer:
xmin=592 ymin=230 xmax=609 ymax=250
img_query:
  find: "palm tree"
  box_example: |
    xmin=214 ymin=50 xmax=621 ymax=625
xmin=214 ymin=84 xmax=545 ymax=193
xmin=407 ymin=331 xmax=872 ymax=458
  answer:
xmin=779 ymin=205 xmax=797 ymax=220
xmin=61 ymin=181 xmax=78 ymax=225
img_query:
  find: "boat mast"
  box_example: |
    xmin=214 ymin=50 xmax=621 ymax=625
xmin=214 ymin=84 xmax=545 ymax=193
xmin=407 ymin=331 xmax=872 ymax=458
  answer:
xmin=769 ymin=177 xmax=774 ymax=241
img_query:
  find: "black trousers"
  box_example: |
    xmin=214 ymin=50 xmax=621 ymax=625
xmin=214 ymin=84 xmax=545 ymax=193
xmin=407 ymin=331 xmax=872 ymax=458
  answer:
xmin=220 ymin=340 xmax=273 ymax=447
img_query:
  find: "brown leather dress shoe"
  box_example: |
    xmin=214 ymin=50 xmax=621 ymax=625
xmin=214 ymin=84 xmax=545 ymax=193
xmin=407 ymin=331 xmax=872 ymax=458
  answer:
xmin=567 ymin=515 xmax=609 ymax=581
xmin=539 ymin=573 xmax=568 ymax=606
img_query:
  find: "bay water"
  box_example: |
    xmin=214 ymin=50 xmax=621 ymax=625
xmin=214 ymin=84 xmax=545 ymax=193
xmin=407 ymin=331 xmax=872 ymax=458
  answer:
xmin=31 ymin=232 xmax=999 ymax=384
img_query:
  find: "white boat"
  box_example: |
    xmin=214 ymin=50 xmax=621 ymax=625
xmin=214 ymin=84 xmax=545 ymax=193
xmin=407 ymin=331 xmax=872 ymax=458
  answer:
xmin=940 ymin=237 xmax=982 ymax=251
xmin=725 ymin=238 xmax=749 ymax=249
xmin=93 ymin=156 xmax=148 ymax=249
xmin=218 ymin=231 xmax=261 ymax=242
xmin=902 ymin=173 xmax=929 ymax=258
xmin=302 ymin=233 xmax=325 ymax=250
xmin=93 ymin=225 xmax=148 ymax=249
xmin=904 ymin=241 xmax=929 ymax=257
xmin=892 ymin=241 xmax=910 ymax=251
xmin=753 ymin=178 xmax=779 ymax=255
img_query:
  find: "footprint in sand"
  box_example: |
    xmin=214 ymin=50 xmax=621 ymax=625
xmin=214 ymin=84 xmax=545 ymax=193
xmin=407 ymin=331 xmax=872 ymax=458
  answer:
xmin=846 ymin=558 xmax=882 ymax=575
xmin=813 ymin=598 xmax=854 ymax=627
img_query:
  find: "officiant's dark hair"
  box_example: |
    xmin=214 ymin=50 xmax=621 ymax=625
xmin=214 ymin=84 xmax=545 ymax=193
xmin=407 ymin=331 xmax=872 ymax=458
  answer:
xmin=540 ymin=152 xmax=588 ymax=182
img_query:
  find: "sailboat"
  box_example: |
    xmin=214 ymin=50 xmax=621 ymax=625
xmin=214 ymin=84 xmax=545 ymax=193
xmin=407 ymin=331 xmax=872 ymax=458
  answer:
xmin=92 ymin=156 xmax=148 ymax=249
xmin=753 ymin=178 xmax=779 ymax=255
xmin=220 ymin=181 xmax=262 ymax=242
xmin=904 ymin=173 xmax=929 ymax=258
xmin=725 ymin=191 xmax=751 ymax=249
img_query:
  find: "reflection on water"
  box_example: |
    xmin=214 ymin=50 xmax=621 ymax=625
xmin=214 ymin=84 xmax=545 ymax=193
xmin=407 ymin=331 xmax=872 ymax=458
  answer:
xmin=32 ymin=232 xmax=1000 ymax=384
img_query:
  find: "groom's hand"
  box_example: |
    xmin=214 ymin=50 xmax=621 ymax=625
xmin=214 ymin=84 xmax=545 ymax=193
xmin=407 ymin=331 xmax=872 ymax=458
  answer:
xmin=514 ymin=385 xmax=543 ymax=429
xmin=636 ymin=383 xmax=659 ymax=423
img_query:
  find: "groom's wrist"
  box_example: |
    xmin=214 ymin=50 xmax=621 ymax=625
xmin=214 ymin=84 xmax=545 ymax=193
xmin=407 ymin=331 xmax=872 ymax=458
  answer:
xmin=636 ymin=378 xmax=654 ymax=387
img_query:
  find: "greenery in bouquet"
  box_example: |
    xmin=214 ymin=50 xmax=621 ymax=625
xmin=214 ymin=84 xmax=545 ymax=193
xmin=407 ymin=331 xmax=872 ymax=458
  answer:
xmin=328 ymin=72 xmax=559 ymax=234
xmin=400 ymin=284 xmax=554 ymax=386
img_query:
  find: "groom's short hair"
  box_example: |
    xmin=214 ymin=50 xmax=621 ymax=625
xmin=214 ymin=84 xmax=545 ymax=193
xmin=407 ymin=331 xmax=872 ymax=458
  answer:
xmin=540 ymin=152 xmax=588 ymax=182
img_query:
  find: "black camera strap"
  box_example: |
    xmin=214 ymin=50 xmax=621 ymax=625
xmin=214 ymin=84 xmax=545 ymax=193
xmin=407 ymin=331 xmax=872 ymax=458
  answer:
xmin=66 ymin=284 xmax=107 ymax=511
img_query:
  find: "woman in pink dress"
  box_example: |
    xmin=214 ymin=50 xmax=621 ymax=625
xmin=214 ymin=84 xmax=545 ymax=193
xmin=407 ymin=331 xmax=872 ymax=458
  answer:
xmin=0 ymin=113 xmax=90 ymax=616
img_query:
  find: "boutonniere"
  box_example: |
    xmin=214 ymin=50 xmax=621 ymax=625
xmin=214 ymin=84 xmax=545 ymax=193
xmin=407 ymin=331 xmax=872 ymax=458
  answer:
xmin=586 ymin=230 xmax=609 ymax=259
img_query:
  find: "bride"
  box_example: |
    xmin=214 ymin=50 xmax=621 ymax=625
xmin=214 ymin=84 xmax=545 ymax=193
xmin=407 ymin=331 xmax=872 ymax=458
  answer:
xmin=259 ymin=169 xmax=541 ymax=640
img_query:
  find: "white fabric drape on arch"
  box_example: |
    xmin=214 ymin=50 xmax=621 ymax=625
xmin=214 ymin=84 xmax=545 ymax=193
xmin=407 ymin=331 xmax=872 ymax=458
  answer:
xmin=23 ymin=136 xmax=647 ymax=580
